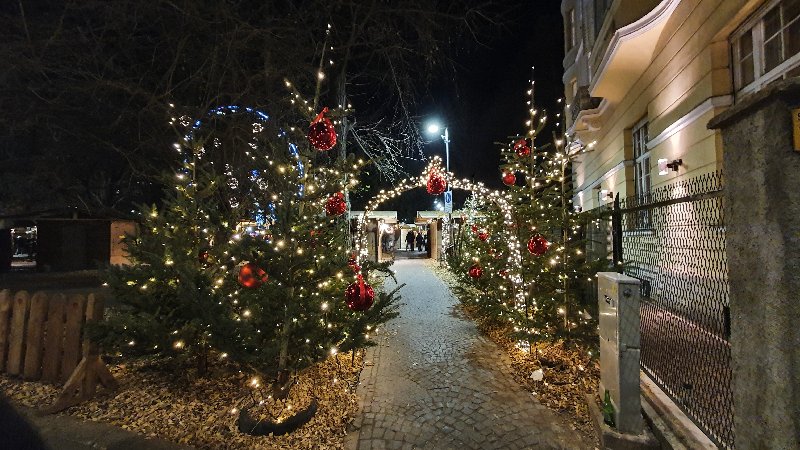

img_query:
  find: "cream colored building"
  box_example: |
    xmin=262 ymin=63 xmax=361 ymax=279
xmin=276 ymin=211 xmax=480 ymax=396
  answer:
xmin=562 ymin=0 xmax=800 ymax=210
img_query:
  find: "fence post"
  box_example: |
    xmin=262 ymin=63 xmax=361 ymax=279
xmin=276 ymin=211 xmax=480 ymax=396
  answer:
xmin=23 ymin=292 xmax=48 ymax=379
xmin=7 ymin=291 xmax=31 ymax=376
xmin=611 ymin=194 xmax=623 ymax=273
xmin=0 ymin=290 xmax=12 ymax=372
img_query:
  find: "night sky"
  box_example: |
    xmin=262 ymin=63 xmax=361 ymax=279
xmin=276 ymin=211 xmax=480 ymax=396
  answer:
xmin=375 ymin=1 xmax=565 ymax=222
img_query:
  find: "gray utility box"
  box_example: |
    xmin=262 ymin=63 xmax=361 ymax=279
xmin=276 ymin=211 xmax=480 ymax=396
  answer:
xmin=598 ymin=272 xmax=643 ymax=434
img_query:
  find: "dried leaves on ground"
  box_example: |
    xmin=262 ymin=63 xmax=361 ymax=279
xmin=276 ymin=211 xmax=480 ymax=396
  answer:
xmin=430 ymin=260 xmax=600 ymax=442
xmin=1 ymin=352 xmax=364 ymax=449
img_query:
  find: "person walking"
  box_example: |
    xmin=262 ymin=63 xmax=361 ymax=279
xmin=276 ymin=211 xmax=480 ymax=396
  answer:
xmin=405 ymin=230 xmax=415 ymax=251
xmin=415 ymin=232 xmax=424 ymax=252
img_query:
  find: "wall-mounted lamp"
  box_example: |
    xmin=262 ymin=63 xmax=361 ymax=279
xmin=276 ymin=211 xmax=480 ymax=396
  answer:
xmin=658 ymin=158 xmax=682 ymax=175
xmin=599 ymin=189 xmax=613 ymax=203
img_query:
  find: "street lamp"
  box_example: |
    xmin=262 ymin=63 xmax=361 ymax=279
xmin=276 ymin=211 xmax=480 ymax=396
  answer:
xmin=425 ymin=121 xmax=452 ymax=259
xmin=425 ymin=123 xmax=450 ymax=174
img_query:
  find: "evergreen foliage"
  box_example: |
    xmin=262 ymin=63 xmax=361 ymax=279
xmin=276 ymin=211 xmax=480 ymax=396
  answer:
xmin=91 ymin=105 xmax=400 ymax=382
xmin=448 ymin=79 xmax=609 ymax=348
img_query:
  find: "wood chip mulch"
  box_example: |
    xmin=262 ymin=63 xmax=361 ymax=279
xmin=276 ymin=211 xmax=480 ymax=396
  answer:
xmin=1 ymin=351 xmax=365 ymax=449
xmin=429 ymin=260 xmax=600 ymax=443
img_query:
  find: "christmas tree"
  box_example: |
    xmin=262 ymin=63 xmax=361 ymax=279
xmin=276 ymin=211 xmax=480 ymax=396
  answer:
xmin=453 ymin=70 xmax=605 ymax=348
xmin=94 ymin=103 xmax=400 ymax=406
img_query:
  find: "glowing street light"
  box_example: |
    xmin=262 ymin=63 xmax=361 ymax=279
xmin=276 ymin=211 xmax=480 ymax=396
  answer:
xmin=425 ymin=120 xmax=453 ymax=257
xmin=424 ymin=122 xmax=450 ymax=174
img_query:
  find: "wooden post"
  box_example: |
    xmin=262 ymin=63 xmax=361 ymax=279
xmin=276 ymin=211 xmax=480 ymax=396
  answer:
xmin=43 ymin=294 xmax=118 ymax=414
xmin=60 ymin=295 xmax=87 ymax=383
xmin=23 ymin=292 xmax=49 ymax=379
xmin=7 ymin=291 xmax=30 ymax=376
xmin=0 ymin=290 xmax=12 ymax=372
xmin=41 ymin=294 xmax=67 ymax=383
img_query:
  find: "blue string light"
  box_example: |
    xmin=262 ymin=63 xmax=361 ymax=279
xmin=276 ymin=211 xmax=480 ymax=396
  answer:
xmin=181 ymin=104 xmax=306 ymax=224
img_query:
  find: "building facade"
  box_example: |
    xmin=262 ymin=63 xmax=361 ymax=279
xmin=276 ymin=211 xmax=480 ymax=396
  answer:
xmin=563 ymin=0 xmax=800 ymax=210
xmin=562 ymin=1 xmax=800 ymax=447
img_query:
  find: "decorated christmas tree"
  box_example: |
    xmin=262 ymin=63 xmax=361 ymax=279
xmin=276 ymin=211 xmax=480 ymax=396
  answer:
xmin=452 ymin=70 xmax=605 ymax=348
xmin=94 ymin=101 xmax=400 ymax=430
xmin=447 ymin=195 xmax=516 ymax=321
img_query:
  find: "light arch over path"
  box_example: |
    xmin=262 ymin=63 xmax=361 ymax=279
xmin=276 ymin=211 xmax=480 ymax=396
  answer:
xmin=356 ymin=156 xmax=527 ymax=310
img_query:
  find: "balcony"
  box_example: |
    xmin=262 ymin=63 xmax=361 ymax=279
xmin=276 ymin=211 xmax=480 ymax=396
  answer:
xmin=589 ymin=0 xmax=680 ymax=102
xmin=570 ymin=86 xmax=603 ymax=123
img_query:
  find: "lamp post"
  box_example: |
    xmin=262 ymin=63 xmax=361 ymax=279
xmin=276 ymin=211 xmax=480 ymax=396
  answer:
xmin=426 ymin=122 xmax=452 ymax=259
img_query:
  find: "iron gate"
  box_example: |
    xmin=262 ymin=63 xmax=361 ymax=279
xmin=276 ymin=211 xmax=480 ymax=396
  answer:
xmin=611 ymin=171 xmax=733 ymax=448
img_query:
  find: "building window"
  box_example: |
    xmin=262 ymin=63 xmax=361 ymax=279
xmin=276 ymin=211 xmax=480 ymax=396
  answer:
xmin=732 ymin=0 xmax=800 ymax=95
xmin=566 ymin=8 xmax=576 ymax=51
xmin=632 ymin=119 xmax=651 ymax=227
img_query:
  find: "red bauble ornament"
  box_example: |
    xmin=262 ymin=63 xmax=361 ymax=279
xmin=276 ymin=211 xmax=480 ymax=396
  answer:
xmin=527 ymin=234 xmax=550 ymax=256
xmin=345 ymin=275 xmax=374 ymax=311
xmin=468 ymin=264 xmax=483 ymax=279
xmin=307 ymin=107 xmax=337 ymax=151
xmin=325 ymin=192 xmax=347 ymax=216
xmin=478 ymin=232 xmax=489 ymax=242
xmin=426 ymin=170 xmax=447 ymax=195
xmin=502 ymin=172 xmax=516 ymax=186
xmin=514 ymin=138 xmax=531 ymax=157
xmin=238 ymin=262 xmax=268 ymax=288
xmin=199 ymin=250 xmax=210 ymax=264
xmin=470 ymin=225 xmax=479 ymax=234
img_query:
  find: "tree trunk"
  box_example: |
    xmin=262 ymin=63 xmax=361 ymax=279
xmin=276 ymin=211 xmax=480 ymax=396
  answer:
xmin=197 ymin=343 xmax=209 ymax=377
xmin=274 ymin=298 xmax=293 ymax=399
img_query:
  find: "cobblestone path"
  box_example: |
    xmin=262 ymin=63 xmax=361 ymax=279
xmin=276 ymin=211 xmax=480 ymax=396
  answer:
xmin=347 ymin=258 xmax=593 ymax=450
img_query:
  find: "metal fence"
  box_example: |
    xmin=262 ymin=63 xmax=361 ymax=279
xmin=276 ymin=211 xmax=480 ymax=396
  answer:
xmin=611 ymin=171 xmax=733 ymax=449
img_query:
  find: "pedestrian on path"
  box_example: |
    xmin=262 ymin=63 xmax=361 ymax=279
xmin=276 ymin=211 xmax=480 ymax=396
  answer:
xmin=415 ymin=232 xmax=424 ymax=252
xmin=405 ymin=230 xmax=415 ymax=251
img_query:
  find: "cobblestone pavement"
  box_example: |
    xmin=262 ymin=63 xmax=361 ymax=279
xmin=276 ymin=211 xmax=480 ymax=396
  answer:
xmin=347 ymin=258 xmax=593 ymax=450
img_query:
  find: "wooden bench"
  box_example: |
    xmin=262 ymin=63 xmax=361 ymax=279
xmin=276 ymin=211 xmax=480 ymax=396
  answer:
xmin=0 ymin=289 xmax=118 ymax=413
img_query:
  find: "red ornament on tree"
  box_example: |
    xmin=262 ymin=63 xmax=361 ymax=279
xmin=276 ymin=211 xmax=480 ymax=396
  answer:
xmin=426 ymin=170 xmax=447 ymax=195
xmin=498 ymin=269 xmax=509 ymax=278
xmin=345 ymin=275 xmax=374 ymax=311
xmin=513 ymin=138 xmax=531 ymax=157
xmin=238 ymin=262 xmax=268 ymax=288
xmin=478 ymin=232 xmax=489 ymax=242
xmin=325 ymin=192 xmax=347 ymax=216
xmin=527 ymin=234 xmax=550 ymax=256
xmin=198 ymin=250 xmax=210 ymax=264
xmin=468 ymin=264 xmax=483 ymax=279
xmin=502 ymin=172 xmax=516 ymax=186
xmin=470 ymin=224 xmax=479 ymax=234
xmin=307 ymin=107 xmax=337 ymax=151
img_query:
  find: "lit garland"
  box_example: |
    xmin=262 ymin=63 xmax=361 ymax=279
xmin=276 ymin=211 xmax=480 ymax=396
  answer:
xmin=355 ymin=156 xmax=528 ymax=312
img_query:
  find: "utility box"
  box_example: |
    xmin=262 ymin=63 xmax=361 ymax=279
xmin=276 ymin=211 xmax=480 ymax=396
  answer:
xmin=598 ymin=272 xmax=643 ymax=434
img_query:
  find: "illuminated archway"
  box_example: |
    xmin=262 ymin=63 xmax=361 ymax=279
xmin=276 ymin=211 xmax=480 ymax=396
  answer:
xmin=355 ymin=156 xmax=527 ymax=310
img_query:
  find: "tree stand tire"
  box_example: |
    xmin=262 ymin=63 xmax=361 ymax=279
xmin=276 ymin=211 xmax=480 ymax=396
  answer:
xmin=237 ymin=399 xmax=318 ymax=436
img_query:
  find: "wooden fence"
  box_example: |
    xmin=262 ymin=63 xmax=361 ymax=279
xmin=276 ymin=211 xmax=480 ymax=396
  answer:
xmin=0 ymin=289 xmax=117 ymax=412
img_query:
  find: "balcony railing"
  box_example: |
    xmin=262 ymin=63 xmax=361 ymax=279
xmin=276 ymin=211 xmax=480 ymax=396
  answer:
xmin=570 ymin=86 xmax=603 ymax=123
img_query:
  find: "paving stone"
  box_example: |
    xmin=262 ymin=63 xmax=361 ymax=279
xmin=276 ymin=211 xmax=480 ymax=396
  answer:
xmin=349 ymin=258 xmax=593 ymax=450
